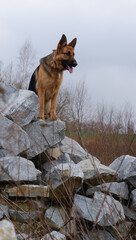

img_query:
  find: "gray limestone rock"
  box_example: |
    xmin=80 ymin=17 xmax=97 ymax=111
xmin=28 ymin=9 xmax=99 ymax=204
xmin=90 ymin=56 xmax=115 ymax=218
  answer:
xmin=0 ymin=113 xmax=30 ymax=156
xmin=72 ymin=192 xmax=125 ymax=226
xmin=24 ymin=119 xmax=65 ymax=158
xmin=42 ymin=153 xmax=74 ymax=174
xmin=0 ymin=219 xmax=17 ymax=240
xmin=77 ymin=159 xmax=116 ymax=186
xmin=0 ymin=204 xmax=9 ymax=219
xmin=86 ymin=181 xmax=129 ymax=200
xmin=44 ymin=161 xmax=83 ymax=200
xmin=0 ymin=82 xmax=39 ymax=127
xmin=42 ymin=231 xmax=66 ymax=240
xmin=123 ymin=205 xmax=136 ymax=221
xmin=109 ymin=155 xmax=136 ymax=187
xmin=2 ymin=89 xmax=39 ymax=127
xmin=45 ymin=207 xmax=69 ymax=230
xmin=130 ymin=189 xmax=136 ymax=210
xmin=10 ymin=209 xmax=40 ymax=223
xmin=0 ymin=156 xmax=41 ymax=182
xmin=60 ymin=136 xmax=100 ymax=164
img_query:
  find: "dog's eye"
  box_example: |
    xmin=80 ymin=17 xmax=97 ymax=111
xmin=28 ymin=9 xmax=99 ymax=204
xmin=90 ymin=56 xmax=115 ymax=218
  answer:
xmin=65 ymin=51 xmax=71 ymax=56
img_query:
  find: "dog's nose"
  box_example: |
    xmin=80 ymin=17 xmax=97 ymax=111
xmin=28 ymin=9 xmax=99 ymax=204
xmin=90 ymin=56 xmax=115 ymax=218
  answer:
xmin=72 ymin=60 xmax=78 ymax=67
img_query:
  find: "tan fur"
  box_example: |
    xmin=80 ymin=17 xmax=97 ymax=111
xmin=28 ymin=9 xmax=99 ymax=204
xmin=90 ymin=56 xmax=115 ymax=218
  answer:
xmin=37 ymin=64 xmax=63 ymax=120
xmin=29 ymin=34 xmax=77 ymax=121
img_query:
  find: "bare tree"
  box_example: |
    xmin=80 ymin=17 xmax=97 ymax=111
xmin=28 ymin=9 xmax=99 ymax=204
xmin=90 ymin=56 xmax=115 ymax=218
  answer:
xmin=56 ymin=80 xmax=90 ymax=140
xmin=2 ymin=62 xmax=15 ymax=85
xmin=70 ymin=80 xmax=89 ymax=132
xmin=56 ymin=87 xmax=71 ymax=120
xmin=16 ymin=40 xmax=36 ymax=89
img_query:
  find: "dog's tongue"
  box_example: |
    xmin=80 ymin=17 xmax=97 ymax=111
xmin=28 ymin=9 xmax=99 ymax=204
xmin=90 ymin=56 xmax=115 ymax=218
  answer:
xmin=67 ymin=65 xmax=73 ymax=74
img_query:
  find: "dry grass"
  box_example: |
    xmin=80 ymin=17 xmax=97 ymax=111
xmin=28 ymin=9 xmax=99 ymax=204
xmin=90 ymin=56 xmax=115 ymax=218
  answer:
xmin=67 ymin=133 xmax=136 ymax=165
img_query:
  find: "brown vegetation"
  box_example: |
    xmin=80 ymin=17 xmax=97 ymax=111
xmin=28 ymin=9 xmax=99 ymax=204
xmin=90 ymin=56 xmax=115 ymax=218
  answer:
xmin=67 ymin=131 xmax=136 ymax=165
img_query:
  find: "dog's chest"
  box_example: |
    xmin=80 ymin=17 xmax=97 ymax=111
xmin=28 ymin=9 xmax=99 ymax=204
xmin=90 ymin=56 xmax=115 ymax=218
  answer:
xmin=45 ymin=74 xmax=63 ymax=100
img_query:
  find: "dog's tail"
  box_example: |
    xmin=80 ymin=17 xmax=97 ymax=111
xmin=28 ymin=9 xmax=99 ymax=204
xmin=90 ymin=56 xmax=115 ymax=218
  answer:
xmin=28 ymin=66 xmax=39 ymax=94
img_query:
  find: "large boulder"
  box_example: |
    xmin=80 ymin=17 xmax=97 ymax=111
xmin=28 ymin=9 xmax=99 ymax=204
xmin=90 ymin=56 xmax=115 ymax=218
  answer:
xmin=77 ymin=159 xmax=116 ymax=186
xmin=45 ymin=207 xmax=69 ymax=229
xmin=123 ymin=206 xmax=136 ymax=221
xmin=60 ymin=136 xmax=100 ymax=164
xmin=0 ymin=220 xmax=17 ymax=240
xmin=3 ymin=90 xmax=39 ymax=127
xmin=109 ymin=155 xmax=136 ymax=187
xmin=72 ymin=192 xmax=125 ymax=226
xmin=42 ymin=153 xmax=74 ymax=174
xmin=0 ymin=156 xmax=41 ymax=182
xmin=0 ymin=82 xmax=39 ymax=127
xmin=44 ymin=158 xmax=83 ymax=200
xmin=0 ymin=113 xmax=30 ymax=156
xmin=130 ymin=189 xmax=136 ymax=210
xmin=86 ymin=181 xmax=129 ymax=200
xmin=24 ymin=119 xmax=65 ymax=159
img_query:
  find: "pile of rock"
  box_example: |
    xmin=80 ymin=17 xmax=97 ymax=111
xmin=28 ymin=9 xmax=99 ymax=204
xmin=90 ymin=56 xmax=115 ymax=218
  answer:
xmin=0 ymin=82 xmax=136 ymax=240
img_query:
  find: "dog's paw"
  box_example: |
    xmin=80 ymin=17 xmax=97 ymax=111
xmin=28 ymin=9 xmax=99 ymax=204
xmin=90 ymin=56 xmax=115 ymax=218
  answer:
xmin=50 ymin=111 xmax=57 ymax=120
xmin=39 ymin=114 xmax=45 ymax=121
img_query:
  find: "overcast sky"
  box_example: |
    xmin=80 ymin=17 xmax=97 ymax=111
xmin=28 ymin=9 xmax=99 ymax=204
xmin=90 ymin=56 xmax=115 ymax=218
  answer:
xmin=0 ymin=0 xmax=136 ymax=112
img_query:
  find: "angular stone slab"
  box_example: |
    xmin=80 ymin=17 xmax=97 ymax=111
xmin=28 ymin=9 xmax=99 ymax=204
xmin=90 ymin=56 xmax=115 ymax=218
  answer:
xmin=24 ymin=119 xmax=65 ymax=158
xmin=42 ymin=153 xmax=74 ymax=174
xmin=44 ymin=162 xmax=83 ymax=200
xmin=72 ymin=192 xmax=125 ymax=226
xmin=60 ymin=136 xmax=100 ymax=164
xmin=130 ymin=189 xmax=136 ymax=210
xmin=109 ymin=155 xmax=136 ymax=187
xmin=0 ymin=113 xmax=30 ymax=156
xmin=45 ymin=207 xmax=69 ymax=229
xmin=2 ymin=89 xmax=39 ymax=127
xmin=86 ymin=182 xmax=129 ymax=200
xmin=0 ymin=204 xmax=9 ymax=219
xmin=123 ymin=205 xmax=136 ymax=221
xmin=0 ymin=156 xmax=41 ymax=181
xmin=10 ymin=209 xmax=40 ymax=223
xmin=5 ymin=184 xmax=49 ymax=198
xmin=77 ymin=159 xmax=116 ymax=186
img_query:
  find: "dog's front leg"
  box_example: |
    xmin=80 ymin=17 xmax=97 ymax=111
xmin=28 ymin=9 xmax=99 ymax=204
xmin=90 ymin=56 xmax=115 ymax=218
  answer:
xmin=50 ymin=88 xmax=59 ymax=120
xmin=38 ymin=86 xmax=45 ymax=120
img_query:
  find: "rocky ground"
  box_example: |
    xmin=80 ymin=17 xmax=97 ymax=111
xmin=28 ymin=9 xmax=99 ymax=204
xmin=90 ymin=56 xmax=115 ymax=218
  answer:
xmin=0 ymin=82 xmax=136 ymax=240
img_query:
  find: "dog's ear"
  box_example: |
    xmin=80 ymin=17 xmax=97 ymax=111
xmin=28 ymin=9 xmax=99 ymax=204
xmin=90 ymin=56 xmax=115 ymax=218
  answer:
xmin=68 ymin=38 xmax=77 ymax=48
xmin=57 ymin=34 xmax=67 ymax=52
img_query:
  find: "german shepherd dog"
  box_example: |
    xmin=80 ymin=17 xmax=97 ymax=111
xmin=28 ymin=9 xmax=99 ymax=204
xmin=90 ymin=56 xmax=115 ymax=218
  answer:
xmin=28 ymin=34 xmax=77 ymax=120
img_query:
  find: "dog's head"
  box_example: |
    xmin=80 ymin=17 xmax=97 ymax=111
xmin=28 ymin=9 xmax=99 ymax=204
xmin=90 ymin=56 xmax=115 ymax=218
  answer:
xmin=54 ymin=34 xmax=78 ymax=73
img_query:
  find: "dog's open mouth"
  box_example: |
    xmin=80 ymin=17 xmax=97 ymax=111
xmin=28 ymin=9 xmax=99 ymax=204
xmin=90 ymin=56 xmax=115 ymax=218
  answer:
xmin=66 ymin=65 xmax=73 ymax=74
xmin=62 ymin=60 xmax=77 ymax=74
